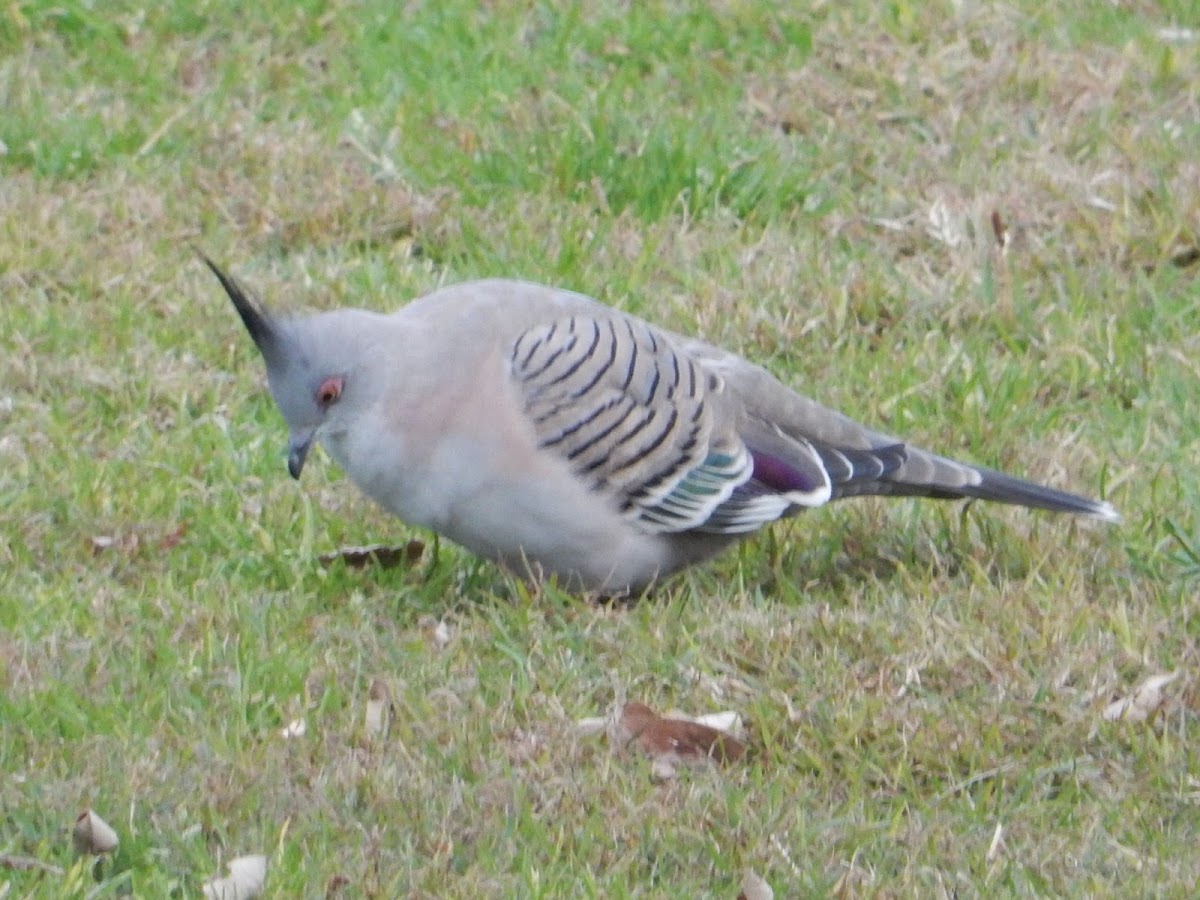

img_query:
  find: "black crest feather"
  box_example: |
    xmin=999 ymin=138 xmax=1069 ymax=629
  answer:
xmin=196 ymin=249 xmax=279 ymax=362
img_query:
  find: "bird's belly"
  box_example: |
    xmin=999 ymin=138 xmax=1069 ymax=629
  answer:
xmin=444 ymin=496 xmax=663 ymax=592
xmin=370 ymin=434 xmax=665 ymax=590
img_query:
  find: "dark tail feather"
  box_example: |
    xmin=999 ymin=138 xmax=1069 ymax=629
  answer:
xmin=945 ymin=466 xmax=1120 ymax=521
xmin=823 ymin=444 xmax=1120 ymax=522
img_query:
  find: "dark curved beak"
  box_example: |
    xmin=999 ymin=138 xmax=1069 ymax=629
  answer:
xmin=287 ymin=431 xmax=314 ymax=479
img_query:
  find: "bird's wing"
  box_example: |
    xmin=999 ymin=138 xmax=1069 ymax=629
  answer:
xmin=509 ymin=312 xmax=840 ymax=534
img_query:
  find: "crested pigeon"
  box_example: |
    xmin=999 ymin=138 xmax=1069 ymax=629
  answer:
xmin=203 ymin=256 xmax=1118 ymax=594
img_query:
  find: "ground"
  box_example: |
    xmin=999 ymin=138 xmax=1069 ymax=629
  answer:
xmin=1 ymin=1 xmax=1198 ymax=896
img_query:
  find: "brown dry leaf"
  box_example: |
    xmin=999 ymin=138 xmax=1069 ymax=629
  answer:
xmin=317 ymin=540 xmax=424 ymax=569
xmin=616 ymin=702 xmax=748 ymax=776
xmin=202 ymin=854 xmax=267 ymax=899
xmin=738 ymin=869 xmax=775 ymax=900
xmin=72 ymin=809 xmax=119 ymax=855
xmin=1102 ymin=672 xmax=1181 ymax=723
xmin=159 ymin=521 xmax=188 ymax=550
xmin=990 ymin=209 xmax=1009 ymax=253
xmin=365 ymin=678 xmax=392 ymax=737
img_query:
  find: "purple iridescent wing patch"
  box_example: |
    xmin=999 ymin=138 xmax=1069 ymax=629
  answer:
xmin=749 ymin=449 xmax=825 ymax=494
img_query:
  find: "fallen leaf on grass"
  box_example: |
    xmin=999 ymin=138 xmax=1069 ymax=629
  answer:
xmin=72 ymin=809 xmax=119 ymax=855
xmin=738 ymin=869 xmax=774 ymax=900
xmin=1102 ymin=672 xmax=1180 ymax=723
xmin=202 ymin=854 xmax=267 ymax=899
xmin=615 ymin=702 xmax=747 ymax=780
xmin=618 ymin=703 xmax=747 ymax=762
xmin=990 ymin=209 xmax=1008 ymax=251
xmin=318 ymin=541 xmax=424 ymax=569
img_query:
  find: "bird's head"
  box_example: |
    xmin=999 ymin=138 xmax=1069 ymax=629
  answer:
xmin=201 ymin=254 xmax=372 ymax=479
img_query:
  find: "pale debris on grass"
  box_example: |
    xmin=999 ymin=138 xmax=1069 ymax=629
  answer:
xmin=202 ymin=854 xmax=267 ymax=900
xmin=575 ymin=714 xmax=608 ymax=737
xmin=432 ymin=619 xmax=451 ymax=650
xmin=280 ymin=718 xmax=307 ymax=740
xmin=986 ymin=820 xmax=1006 ymax=864
xmin=1185 ymin=774 xmax=1200 ymax=804
xmin=686 ymin=710 xmax=743 ymax=734
xmin=771 ymin=833 xmax=807 ymax=884
xmin=72 ymin=809 xmax=119 ymax=855
xmin=417 ymin=615 xmax=452 ymax=651
xmin=738 ymin=869 xmax=774 ymax=900
xmin=90 ymin=533 xmax=139 ymax=555
xmin=1101 ymin=671 xmax=1181 ymax=724
xmin=926 ymin=197 xmax=967 ymax=249
xmin=365 ymin=678 xmax=392 ymax=738
xmin=1156 ymin=27 xmax=1195 ymax=43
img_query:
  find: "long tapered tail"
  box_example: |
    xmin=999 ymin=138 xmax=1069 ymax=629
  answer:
xmin=925 ymin=462 xmax=1120 ymax=520
xmin=820 ymin=443 xmax=1120 ymax=521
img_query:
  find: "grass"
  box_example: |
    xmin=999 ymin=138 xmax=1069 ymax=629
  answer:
xmin=2 ymin=0 xmax=1198 ymax=895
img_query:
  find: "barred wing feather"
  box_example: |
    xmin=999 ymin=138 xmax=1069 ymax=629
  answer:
xmin=511 ymin=314 xmax=805 ymax=534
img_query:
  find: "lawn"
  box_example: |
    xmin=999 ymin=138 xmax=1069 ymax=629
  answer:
xmin=1 ymin=0 xmax=1198 ymax=896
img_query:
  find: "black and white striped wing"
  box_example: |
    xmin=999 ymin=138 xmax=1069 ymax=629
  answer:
xmin=509 ymin=314 xmax=761 ymax=533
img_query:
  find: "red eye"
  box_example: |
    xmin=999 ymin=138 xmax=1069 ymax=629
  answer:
xmin=315 ymin=376 xmax=343 ymax=407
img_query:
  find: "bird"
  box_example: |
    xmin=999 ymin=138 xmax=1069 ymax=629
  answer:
xmin=201 ymin=255 xmax=1118 ymax=595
